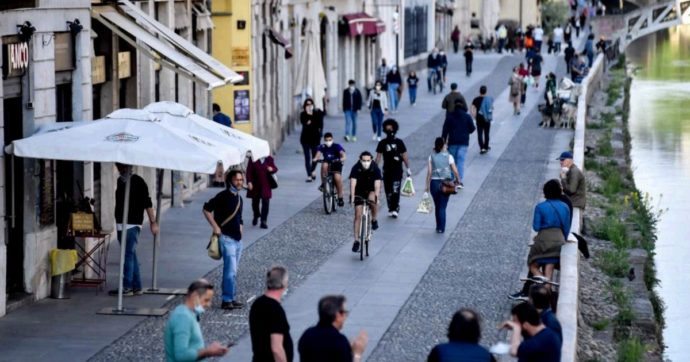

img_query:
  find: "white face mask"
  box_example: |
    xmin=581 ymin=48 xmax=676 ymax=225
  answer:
xmin=325 ymin=140 xmax=333 ymax=147
xmin=194 ymin=295 xmax=205 ymax=316
xmin=349 ymin=86 xmax=355 ymax=92
xmin=306 ymin=105 xmax=314 ymax=113
xmin=375 ymin=86 xmax=381 ymax=91
xmin=361 ymin=161 xmax=372 ymax=169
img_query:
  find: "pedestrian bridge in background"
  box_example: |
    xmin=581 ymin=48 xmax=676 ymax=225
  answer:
xmin=593 ymin=0 xmax=690 ymax=51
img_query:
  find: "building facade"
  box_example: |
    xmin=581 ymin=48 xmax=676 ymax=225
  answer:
xmin=213 ymin=0 xmax=447 ymax=151
xmin=1 ymin=0 xmax=232 ymax=317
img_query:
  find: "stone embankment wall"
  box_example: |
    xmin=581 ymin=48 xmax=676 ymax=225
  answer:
xmin=574 ymin=55 xmax=664 ymax=361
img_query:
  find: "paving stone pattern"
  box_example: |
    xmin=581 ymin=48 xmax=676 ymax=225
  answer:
xmin=368 ymin=59 xmax=569 ymax=362
xmin=88 ymin=54 xmax=561 ymax=361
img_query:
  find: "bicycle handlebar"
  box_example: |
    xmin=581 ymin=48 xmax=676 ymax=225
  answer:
xmin=351 ymin=195 xmax=377 ymax=206
xmin=311 ymin=159 xmax=342 ymax=174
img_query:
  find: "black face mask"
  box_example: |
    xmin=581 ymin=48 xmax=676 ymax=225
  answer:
xmin=385 ymin=130 xmax=395 ymax=138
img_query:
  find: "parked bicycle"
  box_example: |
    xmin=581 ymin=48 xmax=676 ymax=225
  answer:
xmin=312 ymin=159 xmax=342 ymax=214
xmin=352 ymin=195 xmax=375 ymax=261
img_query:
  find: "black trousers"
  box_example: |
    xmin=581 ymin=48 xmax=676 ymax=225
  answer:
xmin=465 ymin=59 xmax=473 ymax=76
xmin=383 ymin=173 xmax=402 ymax=212
xmin=252 ymin=197 xmax=270 ymax=223
xmin=476 ymin=117 xmax=491 ymax=150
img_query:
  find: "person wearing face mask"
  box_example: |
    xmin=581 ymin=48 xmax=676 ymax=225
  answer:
xmin=366 ymin=81 xmax=389 ymax=141
xmin=164 ymin=279 xmax=229 ymax=361
xmin=375 ymin=119 xmax=411 ymax=218
xmin=313 ymin=133 xmax=347 ymax=206
xmin=427 ymin=48 xmax=441 ymax=91
xmin=246 ymin=154 xmax=278 ymax=229
xmin=249 ymin=266 xmax=293 ymax=362
xmin=300 ymin=98 xmax=324 ymax=182
xmin=349 ymin=151 xmax=383 ymax=252
xmin=342 ymin=80 xmax=363 ymax=142
xmin=203 ymin=170 xmax=245 ymax=310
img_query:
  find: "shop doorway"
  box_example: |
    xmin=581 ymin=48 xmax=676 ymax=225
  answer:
xmin=55 ymin=82 xmax=84 ymax=245
xmin=4 ymin=96 xmax=25 ymax=298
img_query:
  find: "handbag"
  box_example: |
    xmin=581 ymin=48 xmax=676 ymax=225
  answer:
xmin=207 ymin=196 xmax=242 ymax=260
xmin=441 ymin=180 xmax=457 ymax=195
xmin=268 ymin=173 xmax=278 ymax=189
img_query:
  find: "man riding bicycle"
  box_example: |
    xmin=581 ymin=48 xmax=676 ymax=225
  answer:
xmin=349 ymin=151 xmax=382 ymax=253
xmin=427 ymin=48 xmax=443 ymax=92
xmin=312 ymin=132 xmax=346 ymax=206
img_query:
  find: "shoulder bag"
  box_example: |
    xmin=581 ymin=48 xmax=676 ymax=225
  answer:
xmin=207 ymin=196 xmax=242 ymax=260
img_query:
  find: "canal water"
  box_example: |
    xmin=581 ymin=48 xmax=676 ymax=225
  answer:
xmin=626 ymin=25 xmax=690 ymax=361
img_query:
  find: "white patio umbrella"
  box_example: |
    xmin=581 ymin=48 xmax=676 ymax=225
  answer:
xmin=293 ymin=27 xmax=327 ymax=110
xmin=143 ymin=101 xmax=270 ymax=159
xmin=7 ymin=109 xmax=242 ymax=315
xmin=131 ymin=102 xmax=271 ymax=293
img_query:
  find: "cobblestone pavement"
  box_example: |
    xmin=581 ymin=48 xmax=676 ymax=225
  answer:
xmin=89 ymin=52 xmax=520 ymax=361
xmin=368 ymin=56 xmax=571 ymax=362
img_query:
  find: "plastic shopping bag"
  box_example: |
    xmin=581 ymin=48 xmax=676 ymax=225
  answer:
xmin=401 ymin=177 xmax=415 ymax=197
xmin=416 ymin=192 xmax=433 ymax=214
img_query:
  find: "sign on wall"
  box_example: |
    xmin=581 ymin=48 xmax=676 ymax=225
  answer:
xmin=117 ymin=51 xmax=131 ymax=79
xmin=54 ymin=33 xmax=74 ymax=72
xmin=234 ymin=90 xmax=250 ymax=123
xmin=232 ymin=47 xmax=250 ymax=67
xmin=2 ymin=41 xmax=30 ymax=78
xmin=92 ymin=55 xmax=106 ymax=84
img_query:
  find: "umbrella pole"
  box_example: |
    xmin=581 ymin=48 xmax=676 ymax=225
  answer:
xmin=116 ymin=173 xmax=132 ymax=311
xmin=144 ymin=169 xmax=186 ymax=296
xmin=150 ymin=169 xmax=163 ymax=291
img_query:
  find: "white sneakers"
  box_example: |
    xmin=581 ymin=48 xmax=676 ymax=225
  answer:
xmin=388 ymin=211 xmax=398 ymax=218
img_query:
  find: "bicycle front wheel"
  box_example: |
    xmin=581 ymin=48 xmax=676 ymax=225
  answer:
xmin=323 ymin=181 xmax=333 ymax=214
xmin=359 ymin=209 xmax=367 ymax=261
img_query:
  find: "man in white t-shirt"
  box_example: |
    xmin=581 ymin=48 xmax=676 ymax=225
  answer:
xmin=533 ymin=26 xmax=544 ymax=53
xmin=552 ymin=25 xmax=564 ymax=53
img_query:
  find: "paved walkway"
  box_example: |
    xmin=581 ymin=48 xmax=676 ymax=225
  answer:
xmin=0 ymin=48 xmax=573 ymax=362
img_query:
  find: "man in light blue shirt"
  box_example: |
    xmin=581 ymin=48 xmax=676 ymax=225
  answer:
xmin=164 ymin=279 xmax=229 ymax=361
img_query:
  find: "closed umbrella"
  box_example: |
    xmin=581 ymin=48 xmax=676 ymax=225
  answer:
xmin=7 ymin=109 xmax=241 ymax=315
xmin=293 ymin=26 xmax=327 ymax=110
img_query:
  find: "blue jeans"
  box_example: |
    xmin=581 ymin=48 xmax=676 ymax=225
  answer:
xmin=409 ymin=87 xmax=417 ymax=104
xmin=344 ymin=110 xmax=357 ymax=137
xmin=220 ymin=234 xmax=243 ymax=302
xmin=430 ymin=180 xmax=450 ymax=232
xmin=388 ymin=83 xmax=399 ymax=111
xmin=117 ymin=227 xmax=142 ymax=290
xmin=447 ymin=144 xmax=468 ymax=181
xmin=371 ymin=108 xmax=384 ymax=137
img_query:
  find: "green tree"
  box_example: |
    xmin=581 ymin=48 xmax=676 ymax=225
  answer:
xmin=540 ymin=0 xmax=570 ymax=34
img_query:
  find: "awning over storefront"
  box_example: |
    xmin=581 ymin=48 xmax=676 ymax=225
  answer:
xmin=341 ymin=13 xmax=385 ymax=36
xmin=267 ymin=28 xmax=293 ymax=59
xmin=92 ymin=0 xmax=242 ymax=89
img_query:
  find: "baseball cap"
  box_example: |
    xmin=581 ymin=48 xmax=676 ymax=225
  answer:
xmin=557 ymin=151 xmax=573 ymax=160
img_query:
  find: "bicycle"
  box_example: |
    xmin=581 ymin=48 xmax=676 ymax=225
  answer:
xmin=429 ymin=67 xmax=444 ymax=94
xmin=352 ymin=195 xmax=375 ymax=261
xmin=312 ymin=159 xmax=341 ymax=214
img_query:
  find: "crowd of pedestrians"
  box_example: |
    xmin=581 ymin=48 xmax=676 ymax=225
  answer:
xmin=156 ymin=3 xmax=602 ymax=360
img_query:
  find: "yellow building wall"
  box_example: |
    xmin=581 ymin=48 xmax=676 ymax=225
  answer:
xmin=212 ymin=0 xmax=252 ymax=134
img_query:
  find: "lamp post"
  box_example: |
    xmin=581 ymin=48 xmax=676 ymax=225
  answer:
xmin=520 ymin=0 xmax=523 ymax=29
